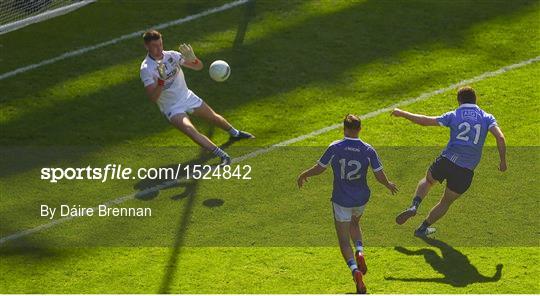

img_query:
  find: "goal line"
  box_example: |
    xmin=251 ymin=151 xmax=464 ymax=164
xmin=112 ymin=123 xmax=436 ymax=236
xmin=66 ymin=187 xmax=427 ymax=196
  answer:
xmin=0 ymin=0 xmax=96 ymax=35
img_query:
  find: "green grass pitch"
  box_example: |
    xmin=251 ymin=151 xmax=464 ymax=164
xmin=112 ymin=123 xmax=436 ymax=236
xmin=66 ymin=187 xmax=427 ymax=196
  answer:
xmin=1 ymin=0 xmax=539 ymax=293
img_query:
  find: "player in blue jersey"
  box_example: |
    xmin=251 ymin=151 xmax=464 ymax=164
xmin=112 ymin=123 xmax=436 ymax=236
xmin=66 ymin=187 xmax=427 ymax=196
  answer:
xmin=297 ymin=114 xmax=398 ymax=294
xmin=391 ymin=86 xmax=507 ymax=237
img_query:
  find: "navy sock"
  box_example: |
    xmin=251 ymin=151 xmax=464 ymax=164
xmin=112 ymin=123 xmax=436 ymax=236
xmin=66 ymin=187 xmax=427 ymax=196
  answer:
xmin=411 ymin=196 xmax=422 ymax=209
xmin=418 ymin=220 xmax=431 ymax=231
xmin=228 ymin=127 xmax=240 ymax=137
xmin=212 ymin=147 xmax=229 ymax=159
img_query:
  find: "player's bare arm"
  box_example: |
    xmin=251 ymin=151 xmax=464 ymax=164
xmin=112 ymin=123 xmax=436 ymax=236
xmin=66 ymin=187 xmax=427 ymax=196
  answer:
xmin=145 ymin=83 xmax=163 ymax=103
xmin=391 ymin=108 xmax=439 ymax=126
xmin=489 ymin=125 xmax=507 ymax=172
xmin=373 ymin=170 xmax=398 ymax=195
xmin=179 ymin=43 xmax=204 ymax=71
xmin=297 ymin=164 xmax=326 ymax=188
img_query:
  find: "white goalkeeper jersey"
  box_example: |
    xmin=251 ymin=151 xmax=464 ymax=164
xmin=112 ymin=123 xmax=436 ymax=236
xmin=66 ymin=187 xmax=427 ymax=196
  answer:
xmin=140 ymin=50 xmax=189 ymax=112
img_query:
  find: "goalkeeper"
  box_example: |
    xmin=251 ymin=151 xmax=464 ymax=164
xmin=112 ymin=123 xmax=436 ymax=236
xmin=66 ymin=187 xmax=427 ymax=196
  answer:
xmin=139 ymin=30 xmax=254 ymax=165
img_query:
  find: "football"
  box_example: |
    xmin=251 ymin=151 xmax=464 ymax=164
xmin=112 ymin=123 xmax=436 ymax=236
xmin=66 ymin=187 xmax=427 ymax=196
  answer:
xmin=209 ymin=60 xmax=231 ymax=82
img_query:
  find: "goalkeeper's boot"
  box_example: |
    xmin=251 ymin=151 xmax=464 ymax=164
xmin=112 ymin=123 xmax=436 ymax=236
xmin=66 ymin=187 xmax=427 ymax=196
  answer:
xmin=231 ymin=130 xmax=255 ymax=140
xmin=395 ymin=206 xmax=417 ymax=225
xmin=414 ymin=226 xmax=436 ymax=237
xmin=355 ymin=251 xmax=368 ymax=275
xmin=353 ymin=269 xmax=367 ymax=294
xmin=220 ymin=155 xmax=231 ymax=166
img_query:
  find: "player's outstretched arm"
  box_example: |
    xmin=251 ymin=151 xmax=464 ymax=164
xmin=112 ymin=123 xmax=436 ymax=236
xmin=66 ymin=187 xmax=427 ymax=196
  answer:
xmin=373 ymin=170 xmax=399 ymax=195
xmin=391 ymin=108 xmax=439 ymax=126
xmin=297 ymin=164 xmax=326 ymax=188
xmin=489 ymin=125 xmax=507 ymax=172
xmin=179 ymin=43 xmax=203 ymax=71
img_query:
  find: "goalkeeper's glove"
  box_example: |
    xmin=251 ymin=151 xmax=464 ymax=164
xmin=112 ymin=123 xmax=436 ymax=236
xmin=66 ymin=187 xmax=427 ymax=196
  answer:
xmin=156 ymin=60 xmax=167 ymax=86
xmin=178 ymin=43 xmax=198 ymax=64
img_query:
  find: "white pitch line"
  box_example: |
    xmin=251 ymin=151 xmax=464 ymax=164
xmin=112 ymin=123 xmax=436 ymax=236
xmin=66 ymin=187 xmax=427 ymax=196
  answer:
xmin=0 ymin=0 xmax=97 ymax=35
xmin=234 ymin=56 xmax=540 ymax=163
xmin=0 ymin=0 xmax=250 ymax=81
xmin=1 ymin=56 xmax=538 ymax=245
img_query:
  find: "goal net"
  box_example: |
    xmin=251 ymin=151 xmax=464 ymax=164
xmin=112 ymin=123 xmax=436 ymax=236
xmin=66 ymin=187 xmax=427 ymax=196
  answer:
xmin=0 ymin=0 xmax=96 ymax=35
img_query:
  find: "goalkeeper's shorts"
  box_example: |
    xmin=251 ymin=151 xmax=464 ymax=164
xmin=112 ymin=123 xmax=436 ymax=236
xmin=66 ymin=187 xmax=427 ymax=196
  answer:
xmin=163 ymin=90 xmax=203 ymax=120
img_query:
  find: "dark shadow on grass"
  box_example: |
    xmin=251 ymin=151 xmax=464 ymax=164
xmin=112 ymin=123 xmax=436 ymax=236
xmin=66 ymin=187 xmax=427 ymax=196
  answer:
xmin=0 ymin=244 xmax=60 ymax=260
xmin=386 ymin=236 xmax=503 ymax=287
xmin=170 ymin=182 xmax=196 ymax=201
xmin=202 ymin=198 xmax=224 ymax=207
xmin=0 ymin=222 xmax=63 ymax=260
xmin=132 ymin=136 xmax=237 ymax=199
xmin=233 ymin=0 xmax=256 ymax=49
xmin=156 ymin=127 xmax=233 ymax=293
xmin=156 ymin=154 xmax=201 ymax=294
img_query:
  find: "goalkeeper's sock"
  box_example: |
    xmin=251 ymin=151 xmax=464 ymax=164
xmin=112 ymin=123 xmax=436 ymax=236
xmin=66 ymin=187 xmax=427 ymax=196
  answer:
xmin=212 ymin=147 xmax=231 ymax=165
xmin=212 ymin=147 xmax=229 ymax=159
xmin=228 ymin=127 xmax=240 ymax=137
xmin=347 ymin=258 xmax=358 ymax=274
xmin=410 ymin=195 xmax=422 ymax=210
xmin=355 ymin=240 xmax=364 ymax=253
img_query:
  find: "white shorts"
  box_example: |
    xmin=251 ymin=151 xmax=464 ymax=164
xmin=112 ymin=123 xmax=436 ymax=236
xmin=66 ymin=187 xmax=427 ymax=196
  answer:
xmin=332 ymin=202 xmax=365 ymax=222
xmin=162 ymin=91 xmax=203 ymax=120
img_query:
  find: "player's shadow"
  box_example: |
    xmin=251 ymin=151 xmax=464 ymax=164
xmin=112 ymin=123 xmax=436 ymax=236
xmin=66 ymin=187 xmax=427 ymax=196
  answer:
xmin=155 ymin=144 xmax=212 ymax=294
xmin=130 ymin=127 xmax=233 ymax=293
xmin=132 ymin=136 xmax=237 ymax=201
xmin=386 ymin=237 xmax=503 ymax=287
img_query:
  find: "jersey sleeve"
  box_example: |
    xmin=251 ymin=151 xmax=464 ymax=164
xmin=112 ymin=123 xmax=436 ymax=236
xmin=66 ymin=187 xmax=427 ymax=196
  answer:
xmin=170 ymin=50 xmax=185 ymax=65
xmin=367 ymin=147 xmax=383 ymax=172
xmin=140 ymin=65 xmax=155 ymax=87
xmin=317 ymin=145 xmax=334 ymax=167
xmin=485 ymin=113 xmax=498 ymax=129
xmin=436 ymin=111 xmax=454 ymax=127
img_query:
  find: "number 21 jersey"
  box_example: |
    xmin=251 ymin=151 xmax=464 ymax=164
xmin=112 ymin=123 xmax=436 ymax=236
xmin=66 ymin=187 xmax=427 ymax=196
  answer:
xmin=436 ymin=103 xmax=498 ymax=171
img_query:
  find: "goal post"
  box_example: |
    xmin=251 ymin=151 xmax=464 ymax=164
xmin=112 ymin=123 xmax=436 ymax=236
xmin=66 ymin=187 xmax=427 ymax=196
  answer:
xmin=0 ymin=0 xmax=96 ymax=35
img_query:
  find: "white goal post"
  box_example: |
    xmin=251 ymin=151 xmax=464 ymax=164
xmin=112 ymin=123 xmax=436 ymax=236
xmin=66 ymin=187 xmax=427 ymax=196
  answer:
xmin=0 ymin=0 xmax=96 ymax=35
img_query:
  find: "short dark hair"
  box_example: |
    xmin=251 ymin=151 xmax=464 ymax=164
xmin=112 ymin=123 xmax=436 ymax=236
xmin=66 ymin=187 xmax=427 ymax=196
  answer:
xmin=457 ymin=86 xmax=477 ymax=104
xmin=343 ymin=114 xmax=361 ymax=130
xmin=143 ymin=30 xmax=162 ymax=43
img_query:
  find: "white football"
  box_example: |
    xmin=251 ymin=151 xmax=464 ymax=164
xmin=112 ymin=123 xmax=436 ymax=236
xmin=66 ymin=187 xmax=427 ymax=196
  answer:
xmin=209 ymin=60 xmax=231 ymax=82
